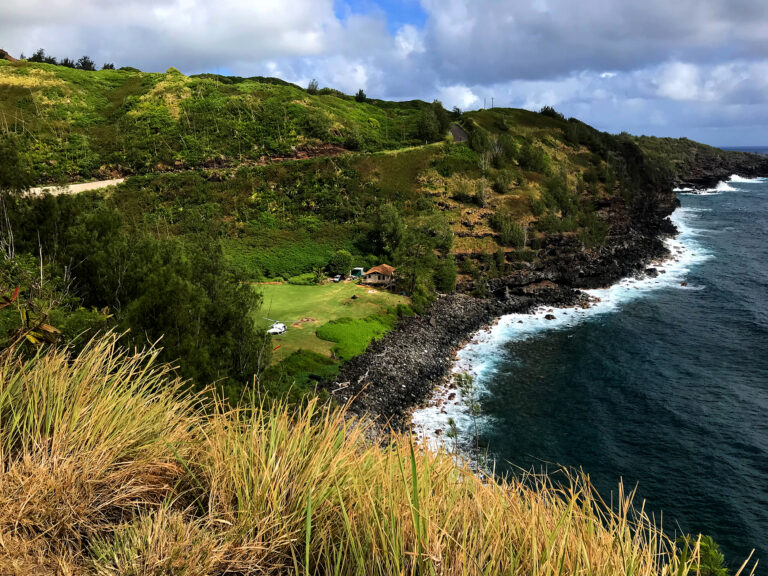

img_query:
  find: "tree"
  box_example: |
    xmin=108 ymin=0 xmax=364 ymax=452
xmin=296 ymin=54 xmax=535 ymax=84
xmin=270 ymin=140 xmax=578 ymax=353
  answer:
xmin=371 ymin=204 xmax=404 ymax=258
xmin=29 ymin=48 xmax=57 ymax=64
xmin=539 ymin=105 xmax=565 ymax=120
xmin=434 ymin=255 xmax=457 ymax=293
xmin=101 ymin=62 xmax=115 ymax=70
xmin=355 ymin=89 xmax=367 ymax=103
xmin=0 ymin=134 xmax=33 ymax=260
xmin=60 ymin=57 xmax=76 ymax=68
xmin=431 ymin=100 xmax=451 ymax=134
xmin=76 ymin=55 xmax=95 ymax=71
xmin=327 ymin=249 xmax=352 ymax=276
xmin=307 ymin=78 xmax=319 ymax=94
xmin=417 ymin=108 xmax=440 ymax=142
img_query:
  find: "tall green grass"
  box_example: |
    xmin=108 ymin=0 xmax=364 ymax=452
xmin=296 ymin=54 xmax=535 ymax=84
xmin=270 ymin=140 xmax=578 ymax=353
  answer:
xmin=0 ymin=335 xmax=755 ymax=575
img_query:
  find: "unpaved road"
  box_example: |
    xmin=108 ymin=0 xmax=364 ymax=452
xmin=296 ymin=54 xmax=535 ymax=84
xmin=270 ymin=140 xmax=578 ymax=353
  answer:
xmin=27 ymin=178 xmax=125 ymax=196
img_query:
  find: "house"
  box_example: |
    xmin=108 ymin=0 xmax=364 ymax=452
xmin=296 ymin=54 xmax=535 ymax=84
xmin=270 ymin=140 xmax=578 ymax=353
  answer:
xmin=362 ymin=264 xmax=395 ymax=286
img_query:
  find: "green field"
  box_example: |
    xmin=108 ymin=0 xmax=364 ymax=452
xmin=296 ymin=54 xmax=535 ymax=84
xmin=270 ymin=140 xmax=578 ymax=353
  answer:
xmin=255 ymin=281 xmax=409 ymax=362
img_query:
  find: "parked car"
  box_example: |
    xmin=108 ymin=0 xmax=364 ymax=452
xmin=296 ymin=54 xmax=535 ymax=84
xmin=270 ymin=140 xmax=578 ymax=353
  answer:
xmin=333 ymin=274 xmax=342 ymax=283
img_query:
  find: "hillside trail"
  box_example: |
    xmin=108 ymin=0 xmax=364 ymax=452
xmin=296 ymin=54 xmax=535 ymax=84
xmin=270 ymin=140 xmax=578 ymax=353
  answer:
xmin=27 ymin=178 xmax=125 ymax=196
xmin=24 ymin=138 xmax=451 ymax=197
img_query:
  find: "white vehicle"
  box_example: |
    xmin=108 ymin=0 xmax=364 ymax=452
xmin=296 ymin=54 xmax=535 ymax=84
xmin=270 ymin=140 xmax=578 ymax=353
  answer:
xmin=265 ymin=320 xmax=287 ymax=335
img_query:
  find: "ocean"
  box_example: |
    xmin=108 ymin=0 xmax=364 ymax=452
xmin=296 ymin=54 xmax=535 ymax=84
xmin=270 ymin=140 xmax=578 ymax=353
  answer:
xmin=413 ymin=175 xmax=768 ymax=567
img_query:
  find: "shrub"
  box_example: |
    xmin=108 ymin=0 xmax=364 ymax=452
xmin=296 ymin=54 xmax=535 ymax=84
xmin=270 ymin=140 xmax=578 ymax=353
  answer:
xmin=518 ymin=142 xmax=550 ymax=173
xmin=491 ymin=208 xmax=527 ymax=247
xmin=474 ymin=178 xmax=489 ymax=207
xmin=355 ymin=88 xmax=367 ymax=102
xmin=287 ymin=272 xmax=317 ymax=285
xmin=307 ymin=78 xmax=319 ymax=94
xmin=449 ymin=176 xmax=474 ymax=203
xmin=492 ymin=170 xmax=512 ymax=194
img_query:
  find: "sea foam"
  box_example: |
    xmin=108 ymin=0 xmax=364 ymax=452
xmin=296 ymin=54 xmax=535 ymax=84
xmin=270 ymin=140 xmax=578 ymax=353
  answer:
xmin=727 ymin=174 xmax=767 ymax=184
xmin=411 ymin=207 xmax=711 ymax=446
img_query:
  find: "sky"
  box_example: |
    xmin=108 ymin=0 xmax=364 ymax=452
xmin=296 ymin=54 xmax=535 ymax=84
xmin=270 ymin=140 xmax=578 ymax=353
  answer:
xmin=2 ymin=0 xmax=768 ymax=145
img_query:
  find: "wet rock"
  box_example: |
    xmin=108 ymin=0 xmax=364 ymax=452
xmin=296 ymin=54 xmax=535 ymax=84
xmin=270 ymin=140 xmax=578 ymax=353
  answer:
xmin=545 ymin=314 xmax=556 ymax=320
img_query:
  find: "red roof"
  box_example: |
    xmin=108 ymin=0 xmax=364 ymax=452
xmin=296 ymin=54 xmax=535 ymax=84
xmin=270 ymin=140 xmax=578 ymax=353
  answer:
xmin=364 ymin=264 xmax=395 ymax=276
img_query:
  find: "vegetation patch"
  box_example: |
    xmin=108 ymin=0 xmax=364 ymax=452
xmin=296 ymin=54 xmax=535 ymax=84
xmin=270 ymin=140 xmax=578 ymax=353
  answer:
xmin=316 ymin=310 xmax=400 ymax=360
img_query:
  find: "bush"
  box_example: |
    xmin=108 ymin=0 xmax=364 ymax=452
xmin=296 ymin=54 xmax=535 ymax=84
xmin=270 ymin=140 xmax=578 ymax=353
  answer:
xmin=491 ymin=208 xmax=527 ymax=247
xmin=355 ymin=89 xmax=367 ymax=103
xmin=474 ymin=179 xmax=489 ymax=207
xmin=518 ymin=142 xmax=550 ymax=173
xmin=492 ymin=170 xmax=512 ymax=194
xmin=307 ymin=78 xmax=319 ymax=94
xmin=287 ymin=272 xmax=317 ymax=285
xmin=449 ymin=176 xmax=475 ymax=203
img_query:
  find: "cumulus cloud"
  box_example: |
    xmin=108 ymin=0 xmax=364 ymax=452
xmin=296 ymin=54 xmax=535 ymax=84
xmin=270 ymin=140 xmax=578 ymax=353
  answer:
xmin=2 ymin=0 xmax=768 ymax=144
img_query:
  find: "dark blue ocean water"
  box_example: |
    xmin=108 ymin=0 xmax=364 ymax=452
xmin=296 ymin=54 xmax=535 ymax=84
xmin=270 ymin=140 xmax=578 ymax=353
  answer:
xmin=415 ymin=176 xmax=768 ymax=566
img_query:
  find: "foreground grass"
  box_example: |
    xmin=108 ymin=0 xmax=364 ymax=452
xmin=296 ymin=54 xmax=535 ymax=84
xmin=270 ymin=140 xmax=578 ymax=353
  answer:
xmin=0 ymin=336 xmax=753 ymax=575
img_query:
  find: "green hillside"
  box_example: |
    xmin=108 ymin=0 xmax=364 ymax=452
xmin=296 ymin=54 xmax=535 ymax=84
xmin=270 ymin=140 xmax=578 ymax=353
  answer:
xmin=0 ymin=60 xmax=436 ymax=184
xmin=0 ymin=60 xmax=681 ymax=401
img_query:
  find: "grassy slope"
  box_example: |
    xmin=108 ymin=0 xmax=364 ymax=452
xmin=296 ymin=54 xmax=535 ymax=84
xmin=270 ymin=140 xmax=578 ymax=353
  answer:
xmin=0 ymin=60 xmax=430 ymax=184
xmin=0 ymin=336 xmax=720 ymax=576
xmin=256 ymin=282 xmax=408 ymax=360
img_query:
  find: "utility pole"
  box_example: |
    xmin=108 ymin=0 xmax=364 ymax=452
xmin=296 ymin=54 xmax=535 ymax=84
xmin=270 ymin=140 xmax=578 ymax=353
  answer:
xmin=491 ymin=97 xmax=494 ymax=109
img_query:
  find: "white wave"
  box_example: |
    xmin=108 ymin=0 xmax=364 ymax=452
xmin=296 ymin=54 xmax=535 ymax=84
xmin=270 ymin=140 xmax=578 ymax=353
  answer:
xmin=678 ymin=181 xmax=735 ymax=195
xmin=412 ymin=207 xmax=711 ymax=447
xmin=728 ymin=174 xmax=767 ymax=183
xmin=673 ymin=187 xmax=694 ymax=192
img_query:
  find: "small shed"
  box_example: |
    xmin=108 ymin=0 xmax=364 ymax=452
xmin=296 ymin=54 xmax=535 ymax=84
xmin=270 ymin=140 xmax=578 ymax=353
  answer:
xmin=362 ymin=264 xmax=395 ymax=286
xmin=351 ymin=267 xmax=365 ymax=278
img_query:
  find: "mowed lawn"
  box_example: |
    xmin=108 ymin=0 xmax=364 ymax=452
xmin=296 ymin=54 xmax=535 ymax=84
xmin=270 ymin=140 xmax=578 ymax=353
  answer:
xmin=254 ymin=282 xmax=409 ymax=362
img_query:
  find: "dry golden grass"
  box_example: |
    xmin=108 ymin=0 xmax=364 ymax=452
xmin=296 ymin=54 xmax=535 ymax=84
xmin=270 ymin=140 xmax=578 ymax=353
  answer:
xmin=0 ymin=335 xmax=755 ymax=575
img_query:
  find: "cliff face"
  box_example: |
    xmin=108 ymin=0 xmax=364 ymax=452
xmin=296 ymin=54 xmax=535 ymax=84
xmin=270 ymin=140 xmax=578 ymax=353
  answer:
xmin=676 ymin=151 xmax=768 ymax=189
xmin=635 ymin=135 xmax=768 ymax=189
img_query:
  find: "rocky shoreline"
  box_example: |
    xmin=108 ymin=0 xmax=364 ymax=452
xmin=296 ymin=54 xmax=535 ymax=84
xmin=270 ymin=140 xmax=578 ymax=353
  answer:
xmin=331 ymin=154 xmax=768 ymax=434
xmin=331 ymin=189 xmax=678 ymax=433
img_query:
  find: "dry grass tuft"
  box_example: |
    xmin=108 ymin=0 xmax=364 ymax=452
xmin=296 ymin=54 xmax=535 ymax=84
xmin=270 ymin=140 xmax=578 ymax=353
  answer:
xmin=0 ymin=335 xmax=755 ymax=575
